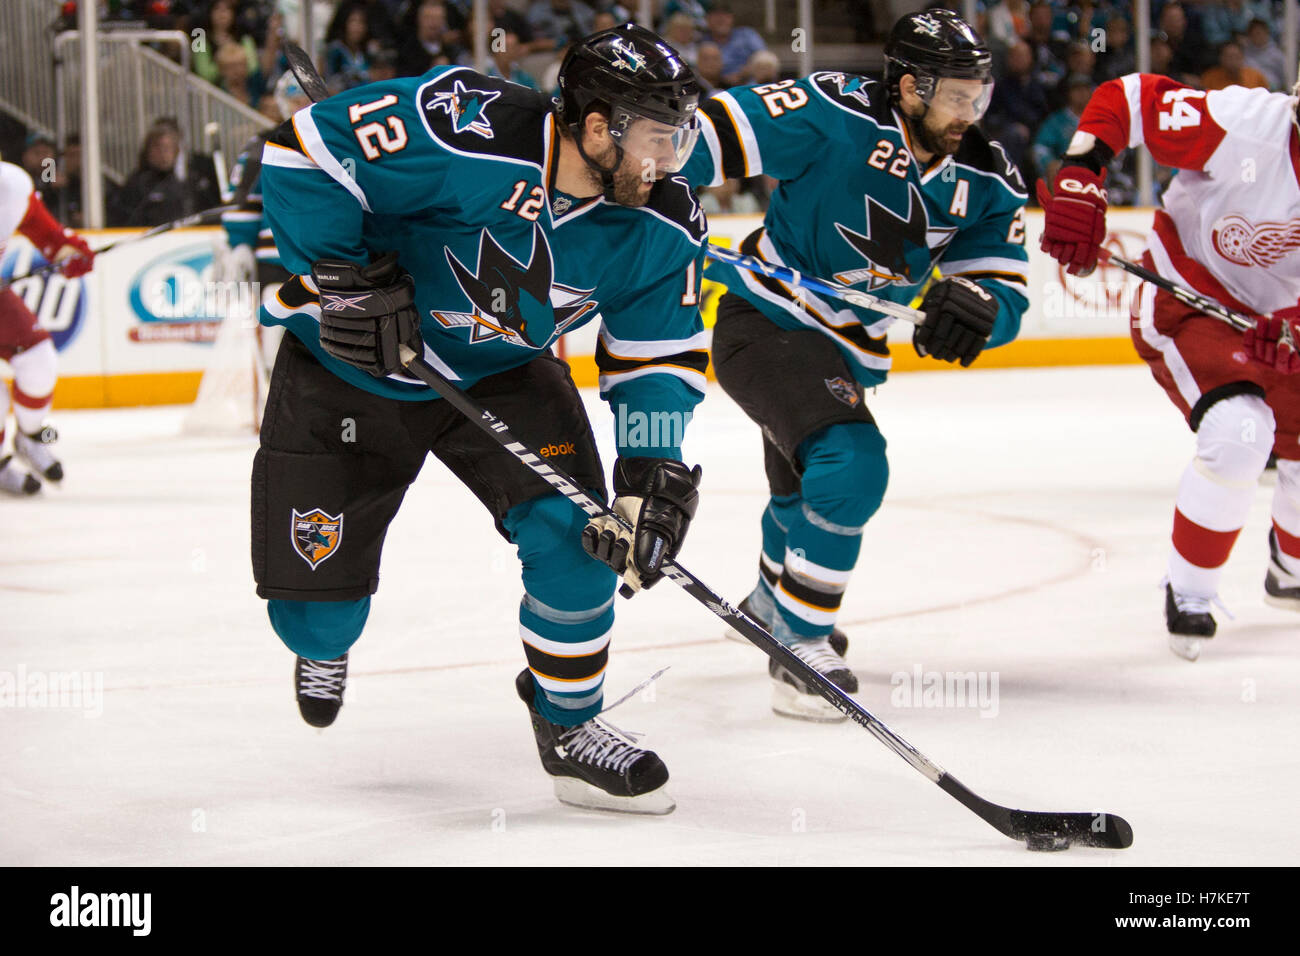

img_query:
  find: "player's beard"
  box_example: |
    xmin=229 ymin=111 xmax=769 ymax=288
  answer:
xmin=585 ymin=142 xmax=658 ymax=207
xmin=904 ymin=104 xmax=968 ymax=159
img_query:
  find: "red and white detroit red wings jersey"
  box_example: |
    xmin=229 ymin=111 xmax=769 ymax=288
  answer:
xmin=0 ymin=160 xmax=37 ymax=260
xmin=1078 ymin=73 xmax=1300 ymax=315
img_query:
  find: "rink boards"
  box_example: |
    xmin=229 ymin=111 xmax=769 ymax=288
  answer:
xmin=1 ymin=209 xmax=1155 ymax=408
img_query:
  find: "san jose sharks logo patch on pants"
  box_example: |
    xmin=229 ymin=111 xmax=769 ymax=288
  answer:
xmin=292 ymin=508 xmax=343 ymax=569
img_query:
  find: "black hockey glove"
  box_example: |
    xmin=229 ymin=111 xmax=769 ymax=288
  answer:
xmin=582 ymin=457 xmax=703 ymax=594
xmin=312 ymin=252 xmax=423 ymax=378
xmin=913 ymin=276 xmax=999 ymax=368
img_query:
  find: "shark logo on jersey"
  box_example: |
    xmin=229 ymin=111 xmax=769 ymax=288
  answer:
xmin=426 ymin=79 xmax=501 ymax=139
xmin=291 ymin=508 xmax=343 ymax=570
xmin=609 ymin=37 xmax=648 ymax=72
xmin=829 ymin=73 xmax=872 ymax=108
xmin=833 ymin=182 xmax=957 ymax=289
xmin=440 ymin=223 xmax=598 ymax=348
xmin=989 ymin=140 xmax=1027 ymax=193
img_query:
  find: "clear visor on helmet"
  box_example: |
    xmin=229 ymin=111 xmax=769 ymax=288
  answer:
xmin=607 ymin=105 xmax=700 ymax=176
xmin=921 ymin=76 xmax=994 ymax=122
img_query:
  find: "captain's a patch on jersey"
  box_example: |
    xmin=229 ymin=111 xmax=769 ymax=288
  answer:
xmin=292 ymin=508 xmax=343 ymax=569
xmin=824 ymin=377 xmax=860 ymax=407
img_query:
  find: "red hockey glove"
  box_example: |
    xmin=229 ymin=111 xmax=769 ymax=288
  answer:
xmin=1036 ymin=165 xmax=1108 ymax=277
xmin=1243 ymin=305 xmax=1300 ymax=374
xmin=51 ymin=233 xmax=95 ymax=278
xmin=18 ymin=191 xmax=95 ymax=278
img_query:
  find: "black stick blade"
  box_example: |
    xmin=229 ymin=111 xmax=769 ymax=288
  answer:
xmin=1007 ymin=810 xmax=1134 ymax=849
xmin=283 ymin=41 xmax=330 ymax=103
xmin=940 ymin=774 xmax=1133 ymax=849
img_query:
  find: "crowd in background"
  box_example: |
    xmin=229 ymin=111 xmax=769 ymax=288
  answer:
xmin=12 ymin=0 xmax=1300 ymax=226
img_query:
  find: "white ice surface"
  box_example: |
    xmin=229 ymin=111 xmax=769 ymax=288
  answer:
xmin=4 ymin=365 xmax=1299 ymax=866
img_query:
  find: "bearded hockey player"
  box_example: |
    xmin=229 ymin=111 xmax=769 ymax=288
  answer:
xmin=1039 ymin=72 xmax=1300 ymax=660
xmin=254 ymin=25 xmax=707 ymax=812
xmin=679 ymin=10 xmax=1028 ymax=719
xmin=0 ymin=159 xmax=94 ymax=495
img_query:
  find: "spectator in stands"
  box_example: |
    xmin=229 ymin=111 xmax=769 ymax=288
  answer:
xmin=397 ymin=1 xmax=460 ymax=77
xmin=487 ymin=0 xmax=552 ymax=55
xmin=325 ymin=0 xmax=396 ymax=49
xmin=1149 ymin=31 xmax=1178 ymax=80
xmin=192 ymin=0 xmax=265 ymax=87
xmin=1049 ymin=41 xmax=1095 ymax=109
xmin=984 ymin=41 xmax=1047 ymax=185
xmin=660 ymin=0 xmax=711 ymax=32
xmin=216 ymin=40 xmax=267 ymax=107
xmin=486 ymin=32 xmax=539 ymax=88
xmin=1243 ymin=18 xmax=1286 ymax=91
xmin=664 ymin=12 xmax=700 ymax=63
xmin=151 ymin=116 xmax=222 ymax=211
xmin=1201 ymin=40 xmax=1269 ymax=91
xmin=1032 ymin=73 xmax=1093 ymax=184
xmin=324 ymin=4 xmax=374 ymax=92
xmin=370 ymin=47 xmax=400 ymax=83
xmin=1053 ymin=0 xmax=1113 ymax=45
xmin=51 ymin=134 xmax=85 ymax=229
xmin=695 ymin=41 xmax=724 ymax=95
xmin=1159 ymin=2 xmax=1209 ymax=79
xmin=1200 ymin=0 xmax=1270 ymax=49
xmin=746 ymin=49 xmax=780 ymax=86
xmin=527 ymin=0 xmax=596 ymax=51
xmin=985 ymin=0 xmax=1030 ymax=69
xmin=19 ymin=133 xmax=56 ymax=189
xmin=1093 ymin=15 xmax=1135 ymax=84
xmin=1025 ymin=1 xmax=1069 ymax=91
xmin=698 ymin=176 xmax=761 ymax=215
xmin=702 ymin=1 xmax=765 ymax=87
xmin=592 ymin=10 xmax=619 ymax=32
xmin=108 ymin=122 xmax=192 ymax=227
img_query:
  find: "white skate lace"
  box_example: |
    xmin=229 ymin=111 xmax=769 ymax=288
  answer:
xmin=556 ymin=667 xmax=669 ymax=774
xmin=788 ymin=637 xmax=848 ymax=673
xmin=1161 ymin=578 xmax=1236 ymax=620
xmin=297 ymin=658 xmax=346 ymax=700
xmin=559 ymin=718 xmax=644 ymax=774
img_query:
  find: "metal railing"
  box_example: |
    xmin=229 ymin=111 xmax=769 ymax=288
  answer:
xmin=53 ymin=31 xmax=270 ymax=189
xmin=0 ymin=0 xmax=61 ymax=138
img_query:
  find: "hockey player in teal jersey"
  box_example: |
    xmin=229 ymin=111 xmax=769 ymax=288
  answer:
xmin=679 ymin=9 xmax=1029 ymax=721
xmin=252 ymin=25 xmax=708 ymax=813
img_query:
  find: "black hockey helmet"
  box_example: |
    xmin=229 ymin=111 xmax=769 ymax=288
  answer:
xmin=557 ymin=23 xmax=701 ymax=133
xmin=884 ymin=9 xmax=992 ymax=111
xmin=556 ymin=23 xmax=702 ymax=200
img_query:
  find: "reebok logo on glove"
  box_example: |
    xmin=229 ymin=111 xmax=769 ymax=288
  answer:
xmin=322 ymin=293 xmax=374 ymax=311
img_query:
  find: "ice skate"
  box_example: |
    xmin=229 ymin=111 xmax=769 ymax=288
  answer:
xmin=295 ymin=653 xmax=348 ymax=727
xmin=0 ymin=455 xmax=40 ymax=495
xmin=727 ymin=586 xmax=849 ymax=658
xmin=1264 ymin=528 xmax=1300 ymax=611
xmin=15 ymin=425 xmax=63 ymax=483
xmin=516 ymin=669 xmax=674 ymax=815
xmin=1165 ymin=584 xmax=1216 ymax=662
xmin=769 ymin=636 xmax=859 ymax=721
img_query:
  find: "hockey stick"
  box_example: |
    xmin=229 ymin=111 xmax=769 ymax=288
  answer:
xmin=395 ymin=344 xmax=1132 ymax=849
xmin=0 ymin=204 xmax=235 ymax=290
xmin=1098 ymin=248 xmax=1297 ymax=349
xmin=705 ymin=244 xmax=924 ymax=325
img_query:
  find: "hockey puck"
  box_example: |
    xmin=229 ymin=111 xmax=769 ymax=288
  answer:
xmin=1025 ymin=833 xmax=1071 ymax=852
